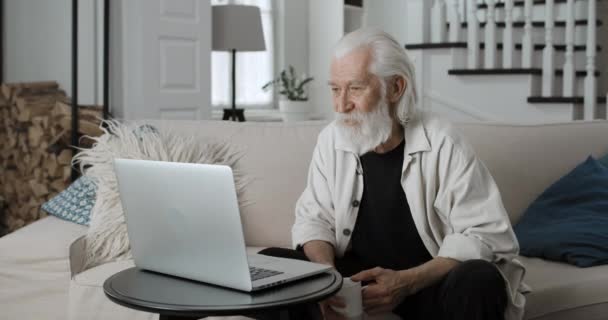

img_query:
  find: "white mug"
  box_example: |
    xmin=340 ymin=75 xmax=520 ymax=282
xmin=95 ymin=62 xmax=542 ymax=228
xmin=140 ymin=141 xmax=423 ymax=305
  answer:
xmin=331 ymin=277 xmax=363 ymax=319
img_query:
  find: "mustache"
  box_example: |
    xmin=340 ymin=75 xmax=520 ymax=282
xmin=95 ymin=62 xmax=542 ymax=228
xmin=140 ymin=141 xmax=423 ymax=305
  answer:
xmin=334 ymin=102 xmax=390 ymax=125
xmin=335 ymin=110 xmax=365 ymax=123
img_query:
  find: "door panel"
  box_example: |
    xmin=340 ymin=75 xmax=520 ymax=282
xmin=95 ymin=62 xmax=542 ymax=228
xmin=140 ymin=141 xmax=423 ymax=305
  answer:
xmin=135 ymin=0 xmax=211 ymax=120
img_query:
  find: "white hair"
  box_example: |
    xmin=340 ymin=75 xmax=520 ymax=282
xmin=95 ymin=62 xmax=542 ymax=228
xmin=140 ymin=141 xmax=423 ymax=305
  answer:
xmin=333 ymin=27 xmax=418 ymax=124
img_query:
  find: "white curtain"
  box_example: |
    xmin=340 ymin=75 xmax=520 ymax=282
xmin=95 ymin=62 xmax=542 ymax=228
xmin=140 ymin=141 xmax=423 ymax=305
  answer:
xmin=211 ymin=0 xmax=274 ymax=109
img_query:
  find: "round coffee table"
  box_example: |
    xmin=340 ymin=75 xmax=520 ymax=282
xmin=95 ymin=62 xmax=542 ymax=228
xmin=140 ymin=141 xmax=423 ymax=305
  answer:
xmin=104 ymin=267 xmax=342 ymax=320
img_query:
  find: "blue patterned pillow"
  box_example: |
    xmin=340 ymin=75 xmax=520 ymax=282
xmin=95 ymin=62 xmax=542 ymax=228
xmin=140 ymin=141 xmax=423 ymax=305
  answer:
xmin=42 ymin=176 xmax=96 ymax=226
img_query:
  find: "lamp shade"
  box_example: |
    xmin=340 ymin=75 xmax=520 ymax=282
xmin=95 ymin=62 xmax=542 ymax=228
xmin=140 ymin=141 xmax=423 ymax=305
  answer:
xmin=212 ymin=5 xmax=266 ymax=52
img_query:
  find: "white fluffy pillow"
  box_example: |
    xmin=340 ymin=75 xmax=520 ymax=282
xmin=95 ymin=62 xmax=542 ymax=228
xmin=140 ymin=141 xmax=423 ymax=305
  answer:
xmin=73 ymin=120 xmax=248 ymax=269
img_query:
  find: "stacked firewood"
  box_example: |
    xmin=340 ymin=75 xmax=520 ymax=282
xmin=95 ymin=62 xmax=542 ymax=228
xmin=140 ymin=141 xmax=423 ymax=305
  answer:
xmin=0 ymin=81 xmax=104 ymax=232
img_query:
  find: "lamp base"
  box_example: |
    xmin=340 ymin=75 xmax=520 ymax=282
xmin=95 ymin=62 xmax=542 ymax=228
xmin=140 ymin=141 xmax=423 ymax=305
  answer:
xmin=222 ymin=108 xmax=245 ymax=122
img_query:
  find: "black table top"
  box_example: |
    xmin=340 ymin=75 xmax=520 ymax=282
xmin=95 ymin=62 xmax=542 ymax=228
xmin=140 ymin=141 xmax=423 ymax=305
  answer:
xmin=103 ymin=267 xmax=342 ymax=318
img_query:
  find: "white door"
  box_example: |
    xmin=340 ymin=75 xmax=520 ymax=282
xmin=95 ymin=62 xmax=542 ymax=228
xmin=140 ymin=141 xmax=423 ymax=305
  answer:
xmin=122 ymin=0 xmax=211 ymax=120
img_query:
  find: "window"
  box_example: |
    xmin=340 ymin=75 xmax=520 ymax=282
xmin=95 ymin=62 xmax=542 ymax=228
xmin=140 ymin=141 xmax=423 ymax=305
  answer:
xmin=211 ymin=0 xmax=274 ymax=109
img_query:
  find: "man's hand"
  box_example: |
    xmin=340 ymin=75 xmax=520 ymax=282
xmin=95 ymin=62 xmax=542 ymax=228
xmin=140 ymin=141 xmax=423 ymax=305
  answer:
xmin=350 ymin=267 xmax=419 ymax=315
xmin=319 ymin=295 xmax=348 ymax=320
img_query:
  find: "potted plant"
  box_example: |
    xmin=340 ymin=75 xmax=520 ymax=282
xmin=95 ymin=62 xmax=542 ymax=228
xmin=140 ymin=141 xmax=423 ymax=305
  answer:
xmin=262 ymin=66 xmax=314 ymax=122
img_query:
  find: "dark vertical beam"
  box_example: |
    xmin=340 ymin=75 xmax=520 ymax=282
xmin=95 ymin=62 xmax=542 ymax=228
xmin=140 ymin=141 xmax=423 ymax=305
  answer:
xmin=103 ymin=0 xmax=110 ymax=120
xmin=231 ymin=49 xmax=236 ymax=118
xmin=71 ymin=0 xmax=79 ymax=182
xmin=0 ymin=0 xmax=4 ymax=83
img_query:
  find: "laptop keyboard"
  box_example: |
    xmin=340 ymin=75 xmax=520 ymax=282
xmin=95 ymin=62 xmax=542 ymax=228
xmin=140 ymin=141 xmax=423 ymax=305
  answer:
xmin=249 ymin=266 xmax=284 ymax=281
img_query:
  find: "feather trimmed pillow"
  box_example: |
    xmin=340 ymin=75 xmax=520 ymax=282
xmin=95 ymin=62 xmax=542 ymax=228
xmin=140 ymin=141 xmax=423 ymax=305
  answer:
xmin=73 ymin=120 xmax=248 ymax=269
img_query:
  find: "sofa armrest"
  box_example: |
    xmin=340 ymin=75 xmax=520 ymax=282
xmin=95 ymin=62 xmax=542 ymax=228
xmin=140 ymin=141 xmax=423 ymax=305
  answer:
xmin=69 ymin=235 xmax=86 ymax=278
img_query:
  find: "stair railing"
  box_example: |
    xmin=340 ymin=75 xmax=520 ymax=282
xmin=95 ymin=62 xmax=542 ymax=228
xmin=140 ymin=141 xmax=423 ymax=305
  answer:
xmin=542 ymin=0 xmax=555 ymax=96
xmin=503 ymin=0 xmax=515 ymax=68
xmin=562 ymin=0 xmax=576 ymax=97
xmin=484 ymin=0 xmax=498 ymax=68
xmin=449 ymin=0 xmax=463 ymax=42
xmin=467 ymin=0 xmax=481 ymax=68
xmin=521 ymin=0 xmax=534 ymax=68
xmin=584 ymin=0 xmax=597 ymax=120
xmin=423 ymin=0 xmax=606 ymax=120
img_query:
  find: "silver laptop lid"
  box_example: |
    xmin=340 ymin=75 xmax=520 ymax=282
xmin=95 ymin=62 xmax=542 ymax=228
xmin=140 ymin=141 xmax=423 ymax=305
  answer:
xmin=114 ymin=158 xmax=253 ymax=291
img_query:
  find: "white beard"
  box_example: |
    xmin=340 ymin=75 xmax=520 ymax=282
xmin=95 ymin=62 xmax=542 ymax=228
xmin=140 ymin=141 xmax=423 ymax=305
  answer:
xmin=334 ymin=99 xmax=394 ymax=155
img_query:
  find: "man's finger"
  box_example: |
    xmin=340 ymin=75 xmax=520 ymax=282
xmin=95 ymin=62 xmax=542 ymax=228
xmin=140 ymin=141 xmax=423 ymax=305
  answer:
xmin=361 ymin=284 xmax=387 ymax=300
xmin=362 ymin=296 xmax=386 ymax=309
xmin=350 ymin=267 xmax=381 ymax=282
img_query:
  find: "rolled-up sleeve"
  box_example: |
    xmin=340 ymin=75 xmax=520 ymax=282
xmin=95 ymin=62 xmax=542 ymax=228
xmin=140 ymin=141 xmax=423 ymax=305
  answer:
xmin=291 ymin=142 xmax=337 ymax=251
xmin=435 ymin=137 xmax=519 ymax=263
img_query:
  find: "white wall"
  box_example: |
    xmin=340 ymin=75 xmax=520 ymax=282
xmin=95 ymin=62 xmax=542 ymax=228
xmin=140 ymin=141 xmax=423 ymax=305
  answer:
xmin=276 ymin=0 xmax=309 ymax=77
xmin=4 ymin=0 xmax=70 ymax=95
xmin=308 ymin=0 xmax=343 ymax=119
xmin=3 ymin=0 xmax=104 ymax=105
xmin=362 ymin=0 xmax=408 ymax=45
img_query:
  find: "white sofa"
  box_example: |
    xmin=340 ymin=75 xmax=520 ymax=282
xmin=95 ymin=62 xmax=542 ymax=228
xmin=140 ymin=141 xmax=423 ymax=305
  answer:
xmin=2 ymin=119 xmax=608 ymax=320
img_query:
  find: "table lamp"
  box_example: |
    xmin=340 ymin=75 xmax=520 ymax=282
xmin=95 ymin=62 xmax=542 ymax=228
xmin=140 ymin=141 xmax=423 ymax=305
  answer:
xmin=212 ymin=5 xmax=266 ymax=122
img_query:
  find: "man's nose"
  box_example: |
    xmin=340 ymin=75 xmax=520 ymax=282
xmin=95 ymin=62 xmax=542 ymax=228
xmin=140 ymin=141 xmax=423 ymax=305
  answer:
xmin=336 ymin=91 xmax=353 ymax=113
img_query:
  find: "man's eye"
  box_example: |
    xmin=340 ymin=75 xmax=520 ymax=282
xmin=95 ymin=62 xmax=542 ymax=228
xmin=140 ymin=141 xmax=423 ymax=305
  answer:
xmin=350 ymin=86 xmax=363 ymax=91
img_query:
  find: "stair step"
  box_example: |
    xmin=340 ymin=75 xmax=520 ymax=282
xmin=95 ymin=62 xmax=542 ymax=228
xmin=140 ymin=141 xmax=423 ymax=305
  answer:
xmin=406 ymin=42 xmax=601 ymax=52
xmin=528 ymin=96 xmax=607 ymax=104
xmin=454 ymin=19 xmax=602 ymax=28
xmin=406 ymin=42 xmax=467 ymax=50
xmin=448 ymin=68 xmax=600 ymax=77
xmin=477 ymin=0 xmax=598 ymax=9
xmin=494 ymin=43 xmax=601 ymax=51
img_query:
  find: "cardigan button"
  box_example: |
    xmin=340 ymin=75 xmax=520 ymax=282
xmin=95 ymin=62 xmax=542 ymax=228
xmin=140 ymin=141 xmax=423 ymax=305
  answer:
xmin=352 ymin=200 xmax=360 ymax=207
xmin=343 ymin=228 xmax=351 ymax=236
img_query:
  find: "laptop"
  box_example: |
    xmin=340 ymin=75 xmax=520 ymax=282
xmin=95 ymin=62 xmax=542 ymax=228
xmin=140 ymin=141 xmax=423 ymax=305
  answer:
xmin=113 ymin=158 xmax=332 ymax=292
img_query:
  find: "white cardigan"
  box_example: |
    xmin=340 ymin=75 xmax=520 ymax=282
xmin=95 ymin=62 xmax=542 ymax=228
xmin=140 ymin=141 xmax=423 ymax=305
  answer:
xmin=292 ymin=112 xmax=526 ymax=320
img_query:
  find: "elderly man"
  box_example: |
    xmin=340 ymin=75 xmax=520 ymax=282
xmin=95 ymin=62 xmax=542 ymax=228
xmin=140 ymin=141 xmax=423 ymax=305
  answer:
xmin=260 ymin=27 xmax=526 ymax=320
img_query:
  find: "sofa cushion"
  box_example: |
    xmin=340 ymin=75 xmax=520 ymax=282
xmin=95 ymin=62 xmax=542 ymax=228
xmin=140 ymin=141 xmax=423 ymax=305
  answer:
xmin=457 ymin=121 xmax=608 ymax=225
xmin=520 ymin=256 xmax=608 ymax=319
xmin=140 ymin=120 xmax=608 ymax=249
xmin=0 ymin=216 xmax=86 ymax=320
xmin=514 ymin=156 xmax=608 ymax=267
xmin=144 ymin=120 xmax=328 ymax=248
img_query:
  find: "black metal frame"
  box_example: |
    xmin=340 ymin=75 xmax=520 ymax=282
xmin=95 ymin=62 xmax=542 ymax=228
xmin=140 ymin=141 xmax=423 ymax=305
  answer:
xmin=70 ymin=0 xmax=79 ymax=181
xmin=0 ymin=0 xmax=3 ymax=84
xmin=103 ymin=0 xmax=110 ymax=121
xmin=71 ymin=0 xmax=111 ymax=181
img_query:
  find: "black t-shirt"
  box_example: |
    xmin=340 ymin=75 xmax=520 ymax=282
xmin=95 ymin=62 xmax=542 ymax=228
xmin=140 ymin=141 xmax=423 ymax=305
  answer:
xmin=349 ymin=139 xmax=433 ymax=271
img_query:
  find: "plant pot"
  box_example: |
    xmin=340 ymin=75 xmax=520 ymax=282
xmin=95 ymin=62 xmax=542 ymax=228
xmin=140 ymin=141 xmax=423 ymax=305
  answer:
xmin=279 ymin=100 xmax=311 ymax=122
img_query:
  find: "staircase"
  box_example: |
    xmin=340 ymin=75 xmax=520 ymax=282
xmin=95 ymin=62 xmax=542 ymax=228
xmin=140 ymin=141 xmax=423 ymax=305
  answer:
xmin=405 ymin=0 xmax=607 ymax=123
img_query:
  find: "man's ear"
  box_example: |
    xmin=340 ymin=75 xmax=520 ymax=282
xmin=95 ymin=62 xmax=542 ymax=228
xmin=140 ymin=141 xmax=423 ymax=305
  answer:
xmin=388 ymin=76 xmax=407 ymax=104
